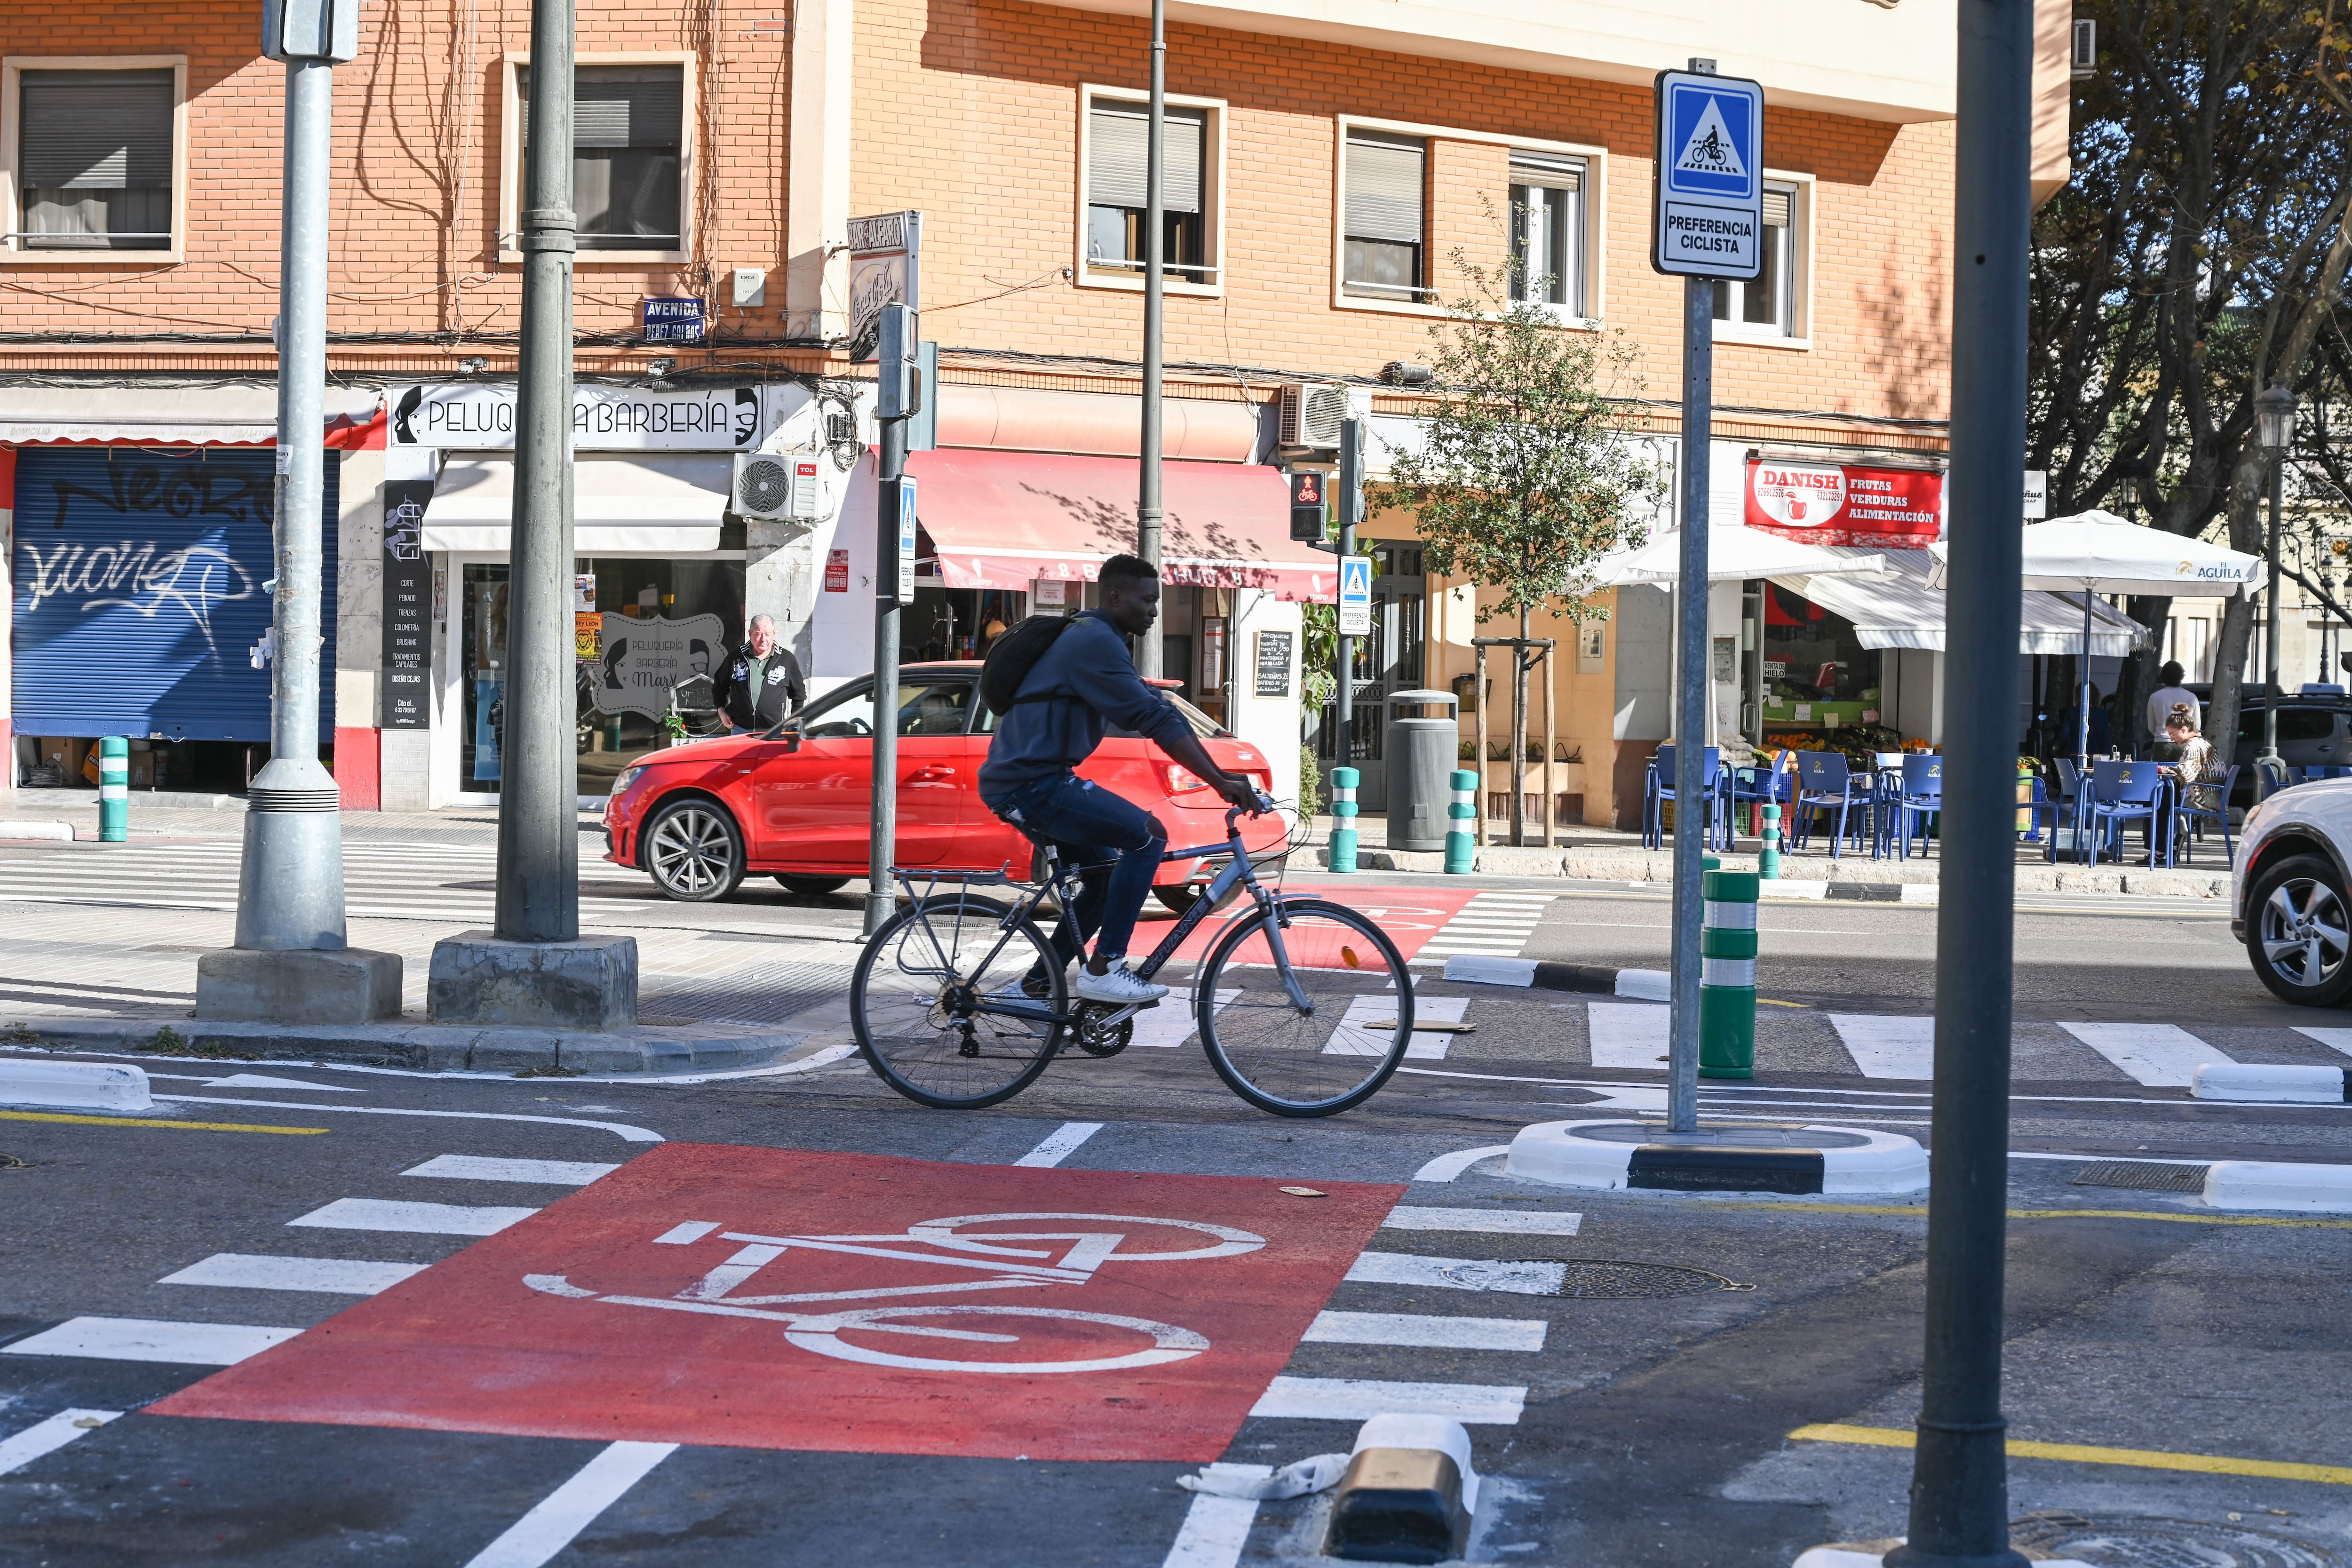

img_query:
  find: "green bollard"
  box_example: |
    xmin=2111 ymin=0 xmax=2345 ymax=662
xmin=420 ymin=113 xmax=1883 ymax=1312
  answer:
xmin=1445 ymin=768 xmax=1477 ymax=874
xmin=98 ymin=736 xmax=128 ymax=844
xmin=1699 ymin=867 xmax=1758 ymax=1078
xmin=1329 ymin=766 xmax=1359 ymax=874
xmin=1759 ymin=801 xmax=1781 ymax=879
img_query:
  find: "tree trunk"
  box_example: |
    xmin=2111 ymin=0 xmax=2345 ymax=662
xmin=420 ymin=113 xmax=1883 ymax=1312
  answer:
xmin=2206 ymin=444 xmax=2273 ymax=789
xmin=1510 ymin=604 xmax=1529 ymax=846
xmin=2117 ymin=594 xmax=2172 ymax=753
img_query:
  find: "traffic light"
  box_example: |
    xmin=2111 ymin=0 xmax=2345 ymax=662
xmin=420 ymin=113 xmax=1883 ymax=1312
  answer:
xmin=1289 ymin=469 xmax=1328 ymax=542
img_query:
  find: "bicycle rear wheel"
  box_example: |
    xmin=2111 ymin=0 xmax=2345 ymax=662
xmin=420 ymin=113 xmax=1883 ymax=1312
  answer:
xmin=852 ymin=895 xmax=1065 ymax=1109
xmin=1195 ymin=896 xmax=1413 ymax=1116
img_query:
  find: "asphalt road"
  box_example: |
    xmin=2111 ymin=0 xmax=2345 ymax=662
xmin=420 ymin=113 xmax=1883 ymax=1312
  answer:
xmin=2 ymin=824 xmax=2350 ymax=1566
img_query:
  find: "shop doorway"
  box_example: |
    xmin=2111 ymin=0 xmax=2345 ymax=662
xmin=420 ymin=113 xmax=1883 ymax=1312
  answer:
xmin=1313 ymin=544 xmax=1426 ymax=814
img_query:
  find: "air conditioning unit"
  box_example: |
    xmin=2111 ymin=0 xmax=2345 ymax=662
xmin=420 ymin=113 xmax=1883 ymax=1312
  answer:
xmin=1277 ymin=382 xmax=1348 ymax=452
xmin=733 ymin=451 xmax=823 ymax=520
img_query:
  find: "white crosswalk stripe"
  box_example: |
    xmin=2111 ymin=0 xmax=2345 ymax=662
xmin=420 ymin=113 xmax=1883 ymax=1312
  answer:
xmin=1829 ymin=1014 xmax=1938 ymax=1080
xmin=1250 ymin=1376 xmax=1525 ymax=1424
xmin=2056 ymin=1022 xmax=2228 ymax=1086
xmin=0 ymin=1316 xmax=300 ymax=1366
xmin=1420 ymin=892 xmax=1556 ymax=957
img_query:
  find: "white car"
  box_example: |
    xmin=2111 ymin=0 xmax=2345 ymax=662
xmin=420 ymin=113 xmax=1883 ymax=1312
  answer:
xmin=2234 ymin=778 xmax=2352 ymax=1004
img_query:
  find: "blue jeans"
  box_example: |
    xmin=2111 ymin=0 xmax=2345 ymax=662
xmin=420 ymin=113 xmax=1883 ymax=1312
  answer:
xmin=995 ymin=772 xmax=1164 ymax=966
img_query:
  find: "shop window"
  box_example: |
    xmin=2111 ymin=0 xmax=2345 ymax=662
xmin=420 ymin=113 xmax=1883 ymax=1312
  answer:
xmin=1713 ymin=183 xmax=1801 ymax=338
xmin=1757 ymin=582 xmax=1882 ymax=738
xmin=506 ymin=57 xmax=691 ymax=260
xmin=1342 ymin=130 xmax=1429 ymax=303
xmin=1508 ymin=149 xmax=1584 ymax=316
xmin=1082 ymin=94 xmax=1219 ymax=289
xmin=5 ymin=62 xmax=182 ymax=254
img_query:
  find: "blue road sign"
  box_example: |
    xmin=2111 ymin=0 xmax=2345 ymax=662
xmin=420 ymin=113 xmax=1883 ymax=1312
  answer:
xmin=1652 ymin=71 xmax=1765 ymax=280
xmin=892 ymin=476 xmax=919 ymax=605
xmin=1338 ymin=554 xmax=1373 ymax=637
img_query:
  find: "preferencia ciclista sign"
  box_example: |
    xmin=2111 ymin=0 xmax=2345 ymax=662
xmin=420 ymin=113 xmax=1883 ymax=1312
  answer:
xmin=1651 ymin=69 xmax=1765 ymax=280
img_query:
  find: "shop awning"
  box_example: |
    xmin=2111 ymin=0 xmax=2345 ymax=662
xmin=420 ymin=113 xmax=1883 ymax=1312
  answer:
xmin=421 ymin=454 xmax=732 ymax=552
xmin=0 ymin=385 xmax=383 ymax=445
xmin=905 ymin=448 xmax=1335 ymax=600
xmin=1774 ymin=549 xmax=2152 ymax=655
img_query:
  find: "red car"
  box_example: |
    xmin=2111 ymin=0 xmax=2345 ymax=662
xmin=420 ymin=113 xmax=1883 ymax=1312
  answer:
xmin=602 ymin=660 xmax=1284 ymax=907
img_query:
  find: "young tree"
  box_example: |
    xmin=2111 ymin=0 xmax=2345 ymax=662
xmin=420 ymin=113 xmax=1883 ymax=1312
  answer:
xmin=1379 ymin=261 xmax=1659 ymax=845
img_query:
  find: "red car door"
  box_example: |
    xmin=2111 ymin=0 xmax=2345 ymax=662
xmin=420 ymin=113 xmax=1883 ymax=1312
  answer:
xmin=749 ymin=676 xmax=974 ymax=868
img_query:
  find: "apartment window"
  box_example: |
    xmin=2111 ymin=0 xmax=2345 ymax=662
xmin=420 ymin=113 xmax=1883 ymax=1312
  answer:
xmin=1343 ymin=131 xmax=1428 ymax=303
xmin=517 ymin=64 xmax=683 ymax=250
xmin=1085 ymin=99 xmax=1210 ymax=281
xmin=1508 ymin=149 xmax=1584 ymax=316
xmin=16 ymin=69 xmax=174 ymax=250
xmin=1713 ymin=183 xmax=1798 ymax=334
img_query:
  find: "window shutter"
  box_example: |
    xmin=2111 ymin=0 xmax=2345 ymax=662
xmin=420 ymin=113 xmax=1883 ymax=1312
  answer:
xmin=1508 ymin=149 xmax=1581 ymax=193
xmin=1089 ymin=104 xmax=1204 ymax=215
xmin=20 ymin=71 xmax=174 ymax=189
xmin=521 ymin=66 xmax=683 ymax=151
xmin=1763 ymin=188 xmax=1792 ymax=228
xmin=1345 ymin=132 xmax=1425 ymax=245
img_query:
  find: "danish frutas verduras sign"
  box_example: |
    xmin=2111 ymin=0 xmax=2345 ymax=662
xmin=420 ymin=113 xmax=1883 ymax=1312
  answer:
xmin=1745 ymin=459 xmax=1945 ymax=547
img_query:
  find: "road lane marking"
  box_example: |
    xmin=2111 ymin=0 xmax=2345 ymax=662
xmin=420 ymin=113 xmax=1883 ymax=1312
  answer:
xmin=148 ymin=1095 xmax=663 ymax=1142
xmin=462 ymin=1440 xmax=679 ymax=1568
xmin=1012 ymin=1122 xmax=1104 ymax=1168
xmin=1129 ymin=988 xmax=1239 ymax=1049
xmin=1790 ymin=1423 xmax=2352 ymax=1486
xmin=2057 ymin=1022 xmax=2226 ymax=1086
xmin=0 ymin=1109 xmax=326 ymax=1135
xmin=1250 ymin=1376 xmax=1525 ymax=1425
xmin=1828 ymin=1014 xmax=1936 ymax=1079
xmin=1305 ymin=1311 xmax=1546 ymax=1352
xmin=1345 ymin=1251 xmax=1566 ymax=1295
xmin=2291 ymin=1026 xmax=2352 ymax=1059
xmin=159 ymin=1253 xmax=428 ymax=1295
xmin=1383 ymin=1205 xmax=1581 ymax=1236
xmin=1410 ymin=1145 xmax=1513 ymax=1183
xmin=1163 ymin=1463 xmax=1272 ymax=1568
xmin=0 ymin=1409 xmax=121 ymax=1476
xmin=1587 ymin=1002 xmax=1670 ymax=1067
xmin=1 ymin=1317 xmax=300 ymax=1366
xmin=288 ymin=1198 xmax=539 ymax=1236
xmin=403 ymin=1155 xmax=621 ymax=1186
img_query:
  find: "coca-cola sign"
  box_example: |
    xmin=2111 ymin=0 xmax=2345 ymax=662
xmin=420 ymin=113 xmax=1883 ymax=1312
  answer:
xmin=1745 ymin=459 xmax=1942 ymax=546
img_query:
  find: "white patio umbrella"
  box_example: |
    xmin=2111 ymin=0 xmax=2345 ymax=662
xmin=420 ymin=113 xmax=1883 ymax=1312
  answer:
xmin=1928 ymin=508 xmax=2266 ymax=762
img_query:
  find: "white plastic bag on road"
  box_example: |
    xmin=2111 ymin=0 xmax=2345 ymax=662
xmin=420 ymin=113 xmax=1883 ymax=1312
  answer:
xmin=1176 ymin=1452 xmax=1349 ymax=1500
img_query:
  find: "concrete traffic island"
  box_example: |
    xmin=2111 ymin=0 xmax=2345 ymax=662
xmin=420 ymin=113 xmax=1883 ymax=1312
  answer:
xmin=428 ymin=931 xmax=639 ymax=1030
xmin=5 ymin=1015 xmax=832 ymax=1076
xmin=195 ymin=947 xmax=403 ymax=1025
xmin=1506 ymin=1119 xmax=1929 ymax=1195
xmin=2192 ymin=1062 xmax=2352 ymax=1103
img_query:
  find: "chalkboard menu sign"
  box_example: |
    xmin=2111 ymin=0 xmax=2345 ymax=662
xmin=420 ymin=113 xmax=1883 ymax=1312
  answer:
xmin=1254 ymin=629 xmax=1293 ymax=698
xmin=381 ymin=479 xmax=432 ymax=729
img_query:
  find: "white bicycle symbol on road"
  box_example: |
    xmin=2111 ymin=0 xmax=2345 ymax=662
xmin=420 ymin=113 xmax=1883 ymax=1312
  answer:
xmin=524 ymin=1210 xmax=1267 ymax=1375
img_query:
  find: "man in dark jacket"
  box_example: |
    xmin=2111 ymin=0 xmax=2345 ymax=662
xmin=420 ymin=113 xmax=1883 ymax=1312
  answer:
xmin=977 ymin=554 xmax=1260 ymax=1005
xmin=713 ymin=614 xmax=805 ymax=733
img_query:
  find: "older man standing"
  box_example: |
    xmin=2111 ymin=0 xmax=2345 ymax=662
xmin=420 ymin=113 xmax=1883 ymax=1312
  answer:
xmin=714 ymin=613 xmax=805 ymax=734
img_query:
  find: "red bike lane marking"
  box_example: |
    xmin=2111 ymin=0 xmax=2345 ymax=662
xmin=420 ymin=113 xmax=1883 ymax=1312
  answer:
xmin=151 ymin=1146 xmax=1402 ymax=1463
xmin=1139 ymin=883 xmax=1481 ymax=964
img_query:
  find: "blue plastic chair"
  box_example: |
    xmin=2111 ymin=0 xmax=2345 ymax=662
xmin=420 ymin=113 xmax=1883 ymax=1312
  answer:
xmin=1791 ymin=751 xmax=1872 ymax=859
xmin=2170 ymin=763 xmax=2238 ymax=866
xmin=1891 ymin=754 xmax=1945 ymax=860
xmin=1645 ymin=744 xmax=1724 ymax=851
xmin=2086 ymin=760 xmax=2169 ymax=868
xmin=1727 ymin=750 xmax=1797 ymax=843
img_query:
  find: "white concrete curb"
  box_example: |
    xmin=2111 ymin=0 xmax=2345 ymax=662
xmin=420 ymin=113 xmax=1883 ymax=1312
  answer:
xmin=1506 ymin=1118 xmax=1928 ymax=1195
xmin=1614 ymin=967 xmax=1669 ymax=1001
xmin=0 ymin=1059 xmax=152 ymax=1112
xmin=2205 ymin=1160 xmax=2352 ymax=1213
xmin=2191 ymin=1063 xmax=2350 ymax=1103
xmin=0 ymin=821 xmax=73 ymax=842
xmin=1758 ymin=880 xmax=1829 ymax=899
xmin=1794 ymin=1550 xmax=2091 ymax=1568
xmin=1442 ymin=955 xmax=1536 ymax=987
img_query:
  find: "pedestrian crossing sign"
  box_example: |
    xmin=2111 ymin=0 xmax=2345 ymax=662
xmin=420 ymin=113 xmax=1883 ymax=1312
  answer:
xmin=1652 ymin=70 xmax=1765 ymax=280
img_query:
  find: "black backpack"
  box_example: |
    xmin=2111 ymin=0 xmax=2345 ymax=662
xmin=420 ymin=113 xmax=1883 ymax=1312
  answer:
xmin=978 ymin=615 xmax=1078 ymax=716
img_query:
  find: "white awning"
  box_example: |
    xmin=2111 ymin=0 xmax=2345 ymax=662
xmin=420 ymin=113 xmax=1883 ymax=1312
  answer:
xmin=1774 ymin=549 xmax=2152 ymax=655
xmin=421 ymin=454 xmax=732 ymax=552
xmin=0 ymin=384 xmax=380 ymax=445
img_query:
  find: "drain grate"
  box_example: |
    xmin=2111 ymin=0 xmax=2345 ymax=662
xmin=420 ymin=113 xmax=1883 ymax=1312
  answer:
xmin=2010 ymin=1511 xmax=2344 ymax=1568
xmin=1555 ymin=1260 xmax=1755 ymax=1298
xmin=2071 ymin=1160 xmax=2209 ymax=1193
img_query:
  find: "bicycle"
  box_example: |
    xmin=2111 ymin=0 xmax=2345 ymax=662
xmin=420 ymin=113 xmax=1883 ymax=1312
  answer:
xmin=848 ymin=793 xmax=1414 ymax=1117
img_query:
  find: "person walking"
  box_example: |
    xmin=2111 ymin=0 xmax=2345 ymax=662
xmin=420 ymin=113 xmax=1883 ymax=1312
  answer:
xmin=713 ymin=613 xmax=805 ymax=734
xmin=2144 ymin=661 xmax=2201 ymax=741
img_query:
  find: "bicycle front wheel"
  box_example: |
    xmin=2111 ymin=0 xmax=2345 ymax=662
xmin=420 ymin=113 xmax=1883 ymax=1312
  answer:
xmin=1196 ymin=897 xmax=1413 ymax=1116
xmin=852 ymin=895 xmax=1065 ymax=1109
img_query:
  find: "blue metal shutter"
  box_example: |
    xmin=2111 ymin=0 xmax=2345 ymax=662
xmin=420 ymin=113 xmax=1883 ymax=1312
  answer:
xmin=10 ymin=446 xmax=337 ymax=741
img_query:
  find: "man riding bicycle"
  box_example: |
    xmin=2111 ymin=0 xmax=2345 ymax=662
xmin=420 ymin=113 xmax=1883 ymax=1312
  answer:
xmin=977 ymin=553 xmax=1261 ymax=1007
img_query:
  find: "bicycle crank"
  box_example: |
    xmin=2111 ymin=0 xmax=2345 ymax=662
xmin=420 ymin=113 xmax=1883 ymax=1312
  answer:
xmin=1071 ymin=1000 xmax=1147 ymax=1057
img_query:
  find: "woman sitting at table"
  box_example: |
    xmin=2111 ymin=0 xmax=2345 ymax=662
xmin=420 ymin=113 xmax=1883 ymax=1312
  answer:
xmin=2159 ymin=702 xmax=2218 ymax=807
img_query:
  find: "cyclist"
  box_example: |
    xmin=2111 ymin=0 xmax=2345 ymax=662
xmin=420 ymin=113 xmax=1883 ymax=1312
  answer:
xmin=977 ymin=553 xmax=1261 ymax=1006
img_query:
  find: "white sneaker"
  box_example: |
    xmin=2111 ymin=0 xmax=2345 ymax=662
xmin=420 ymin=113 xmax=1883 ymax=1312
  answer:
xmin=1073 ymin=962 xmax=1169 ymax=1005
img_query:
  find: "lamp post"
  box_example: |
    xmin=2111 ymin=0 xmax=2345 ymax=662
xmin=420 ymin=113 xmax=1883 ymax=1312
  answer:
xmin=2257 ymin=385 xmax=2297 ymax=785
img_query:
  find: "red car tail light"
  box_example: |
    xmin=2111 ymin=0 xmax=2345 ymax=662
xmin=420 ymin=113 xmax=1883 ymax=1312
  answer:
xmin=1160 ymin=763 xmax=1211 ymax=795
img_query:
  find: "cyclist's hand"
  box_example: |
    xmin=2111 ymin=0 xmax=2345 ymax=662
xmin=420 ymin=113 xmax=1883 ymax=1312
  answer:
xmin=1216 ymin=774 xmax=1260 ymax=812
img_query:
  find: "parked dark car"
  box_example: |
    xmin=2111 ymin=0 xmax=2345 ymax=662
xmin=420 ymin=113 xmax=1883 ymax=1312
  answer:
xmin=2181 ymin=685 xmax=2352 ymax=806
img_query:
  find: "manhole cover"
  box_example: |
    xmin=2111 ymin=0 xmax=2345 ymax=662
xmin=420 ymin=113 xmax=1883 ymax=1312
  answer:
xmin=2072 ymin=1161 xmax=2209 ymax=1193
xmin=1554 ymin=1260 xmax=1754 ymax=1298
xmin=2011 ymin=1511 xmax=2344 ymax=1568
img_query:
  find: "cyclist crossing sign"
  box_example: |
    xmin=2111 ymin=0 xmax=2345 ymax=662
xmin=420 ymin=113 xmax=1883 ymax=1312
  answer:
xmin=1651 ymin=70 xmax=1765 ymax=280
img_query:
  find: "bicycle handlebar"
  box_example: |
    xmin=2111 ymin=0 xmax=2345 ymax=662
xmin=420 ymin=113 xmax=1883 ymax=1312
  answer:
xmin=1223 ymin=791 xmax=1278 ymax=831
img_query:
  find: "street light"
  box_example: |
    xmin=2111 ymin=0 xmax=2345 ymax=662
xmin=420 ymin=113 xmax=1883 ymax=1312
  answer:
xmin=2257 ymin=385 xmax=2297 ymax=788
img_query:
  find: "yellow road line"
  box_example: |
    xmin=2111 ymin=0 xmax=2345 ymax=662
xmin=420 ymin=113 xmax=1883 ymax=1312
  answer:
xmin=0 ymin=1109 xmax=327 ymax=1136
xmin=1733 ymin=1201 xmax=2352 ymax=1230
xmin=1790 ymin=1423 xmax=2352 ymax=1486
xmin=1756 ymin=997 xmax=1811 ymax=1008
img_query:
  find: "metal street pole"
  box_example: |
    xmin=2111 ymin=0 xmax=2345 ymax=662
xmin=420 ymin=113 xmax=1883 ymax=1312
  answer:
xmin=867 ymin=302 xmax=918 ymax=936
xmin=236 ymin=51 xmax=347 ymax=953
xmin=2264 ymin=454 xmax=2284 ymax=766
xmin=1667 ymin=272 xmax=1710 ymax=1136
xmin=497 ymin=0 xmax=580 ymax=943
xmin=1135 ymin=0 xmax=1166 ymax=680
xmin=1337 ymin=417 xmax=1362 ymax=769
xmin=1887 ymin=0 xmax=2032 ymax=1562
